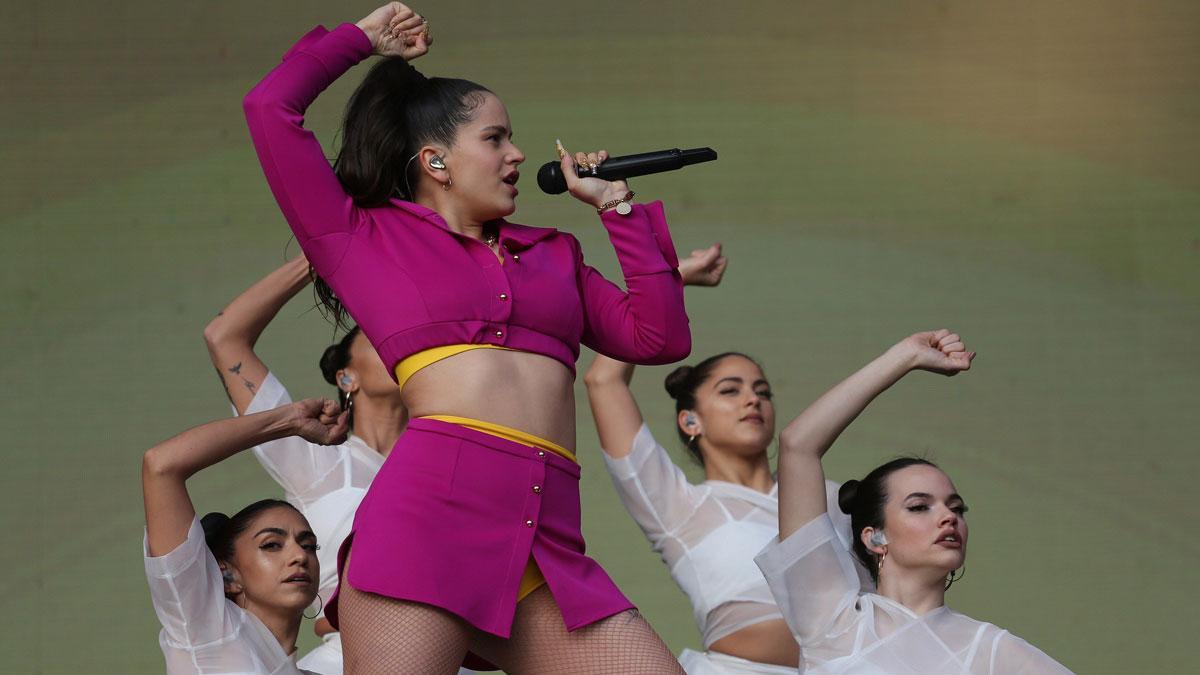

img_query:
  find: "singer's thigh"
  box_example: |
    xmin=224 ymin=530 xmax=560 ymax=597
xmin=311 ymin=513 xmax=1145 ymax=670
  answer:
xmin=338 ymin=553 xmax=473 ymax=675
xmin=469 ymin=585 xmax=684 ymax=674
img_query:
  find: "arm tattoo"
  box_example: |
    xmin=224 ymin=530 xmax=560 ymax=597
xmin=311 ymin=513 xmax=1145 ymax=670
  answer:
xmin=213 ymin=366 xmax=232 ymax=403
xmin=228 ymin=361 xmax=243 ymax=375
xmin=243 ymin=379 xmax=257 ymax=393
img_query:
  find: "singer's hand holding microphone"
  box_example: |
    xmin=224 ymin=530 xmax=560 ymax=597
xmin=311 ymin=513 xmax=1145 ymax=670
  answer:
xmin=555 ymin=141 xmax=631 ymax=213
xmin=541 ymin=142 xmax=719 ymax=213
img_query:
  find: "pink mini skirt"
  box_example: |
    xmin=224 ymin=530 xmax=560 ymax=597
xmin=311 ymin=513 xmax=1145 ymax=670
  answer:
xmin=325 ymin=417 xmax=633 ymax=638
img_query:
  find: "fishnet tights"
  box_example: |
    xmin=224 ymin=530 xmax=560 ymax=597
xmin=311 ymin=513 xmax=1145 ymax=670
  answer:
xmin=338 ymin=553 xmax=474 ymax=674
xmin=338 ymin=554 xmax=682 ymax=674
xmin=471 ymin=585 xmax=684 ymax=674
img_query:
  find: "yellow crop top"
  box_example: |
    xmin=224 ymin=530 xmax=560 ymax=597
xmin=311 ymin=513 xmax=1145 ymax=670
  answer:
xmin=394 ymin=344 xmax=514 ymax=390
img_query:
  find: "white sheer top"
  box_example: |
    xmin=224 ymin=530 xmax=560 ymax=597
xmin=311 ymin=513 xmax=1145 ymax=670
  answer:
xmin=143 ymin=517 xmax=315 ymax=674
xmin=604 ymin=424 xmax=867 ymax=647
xmin=241 ymin=372 xmax=386 ymax=611
xmin=754 ymin=514 xmax=1074 ymax=674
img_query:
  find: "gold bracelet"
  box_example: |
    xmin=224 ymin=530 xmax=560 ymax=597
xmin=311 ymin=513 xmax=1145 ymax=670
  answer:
xmin=597 ymin=191 xmax=636 ymax=215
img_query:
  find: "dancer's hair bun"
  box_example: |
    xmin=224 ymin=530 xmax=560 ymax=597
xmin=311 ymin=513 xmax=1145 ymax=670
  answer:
xmin=837 ymin=480 xmax=860 ymax=515
xmin=664 ymin=366 xmax=694 ymax=400
xmin=200 ymin=512 xmax=231 ymax=547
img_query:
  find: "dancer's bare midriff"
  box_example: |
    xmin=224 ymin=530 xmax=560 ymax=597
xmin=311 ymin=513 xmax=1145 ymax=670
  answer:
xmin=709 ymin=619 xmax=800 ymax=668
xmin=705 ymin=619 xmax=801 ymax=662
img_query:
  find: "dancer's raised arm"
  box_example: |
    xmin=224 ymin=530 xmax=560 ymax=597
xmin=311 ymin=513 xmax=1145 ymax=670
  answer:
xmin=777 ymin=330 xmax=973 ymax=539
xmin=142 ymin=400 xmax=348 ymax=556
xmin=203 ymin=255 xmax=311 ymax=413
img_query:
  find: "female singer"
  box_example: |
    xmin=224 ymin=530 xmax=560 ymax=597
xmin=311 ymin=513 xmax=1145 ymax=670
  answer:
xmin=585 ymin=245 xmax=868 ymax=675
xmin=755 ymin=332 xmax=1072 ymax=673
xmin=242 ymin=2 xmax=690 ymax=671
xmin=141 ymin=399 xmax=347 ymax=673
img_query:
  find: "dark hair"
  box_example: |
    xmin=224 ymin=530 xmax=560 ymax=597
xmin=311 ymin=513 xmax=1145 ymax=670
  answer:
xmin=312 ymin=58 xmax=493 ymax=329
xmin=663 ymin=352 xmax=762 ymax=466
xmin=319 ymin=326 xmax=362 ymax=429
xmin=837 ymin=457 xmax=940 ymax=584
xmin=201 ymin=499 xmax=301 ymax=596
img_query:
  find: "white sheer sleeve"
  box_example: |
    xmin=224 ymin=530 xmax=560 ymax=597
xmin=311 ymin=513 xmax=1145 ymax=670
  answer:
xmin=143 ymin=516 xmax=237 ymax=648
xmin=603 ymin=424 xmax=700 ymax=554
xmin=987 ymin=631 xmax=1075 ymax=674
xmin=240 ymin=372 xmax=341 ymax=499
xmin=754 ymin=512 xmax=861 ymax=645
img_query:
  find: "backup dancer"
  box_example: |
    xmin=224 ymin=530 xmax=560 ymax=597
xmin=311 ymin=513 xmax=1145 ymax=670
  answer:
xmin=755 ymin=331 xmax=1073 ymax=673
xmin=141 ymin=398 xmax=347 ymax=673
xmin=585 ymin=245 xmax=869 ymax=675
xmin=205 ymin=255 xmax=431 ymax=674
xmin=243 ymin=2 xmax=690 ymax=671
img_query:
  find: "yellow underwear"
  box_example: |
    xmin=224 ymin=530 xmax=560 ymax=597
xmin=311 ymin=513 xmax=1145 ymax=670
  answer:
xmin=417 ymin=415 xmax=577 ymax=601
xmin=395 ymin=344 xmax=514 ymax=391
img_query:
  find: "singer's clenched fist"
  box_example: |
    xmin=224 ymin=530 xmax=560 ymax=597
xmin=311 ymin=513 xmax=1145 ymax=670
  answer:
xmin=357 ymin=2 xmax=431 ymax=60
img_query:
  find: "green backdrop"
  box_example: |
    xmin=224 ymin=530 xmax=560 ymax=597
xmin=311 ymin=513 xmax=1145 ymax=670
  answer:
xmin=2 ymin=1 xmax=1197 ymax=672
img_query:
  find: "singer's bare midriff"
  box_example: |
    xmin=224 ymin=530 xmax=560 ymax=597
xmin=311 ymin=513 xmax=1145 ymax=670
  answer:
xmin=708 ymin=619 xmax=800 ymax=668
xmin=401 ymin=348 xmax=577 ymax=453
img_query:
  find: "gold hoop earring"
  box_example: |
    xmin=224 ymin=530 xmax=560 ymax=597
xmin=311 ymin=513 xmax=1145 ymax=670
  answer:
xmin=442 ymin=176 xmax=453 ymax=191
xmin=877 ymin=549 xmax=887 ymax=571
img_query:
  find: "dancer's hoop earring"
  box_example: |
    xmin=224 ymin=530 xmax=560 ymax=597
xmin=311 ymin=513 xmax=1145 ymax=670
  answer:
xmin=442 ymin=176 xmax=453 ymax=191
xmin=303 ymin=592 xmax=324 ymax=621
xmin=877 ymin=549 xmax=887 ymax=571
xmin=945 ymin=564 xmax=966 ymax=590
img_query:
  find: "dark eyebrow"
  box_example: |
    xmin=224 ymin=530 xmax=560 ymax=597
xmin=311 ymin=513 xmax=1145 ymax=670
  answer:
xmin=481 ymin=125 xmax=511 ymax=136
xmin=904 ymin=492 xmax=966 ymax=504
xmin=254 ymin=527 xmax=317 ymax=542
xmin=753 ymin=379 xmax=770 ymax=388
xmin=714 ymin=377 xmax=744 ymax=387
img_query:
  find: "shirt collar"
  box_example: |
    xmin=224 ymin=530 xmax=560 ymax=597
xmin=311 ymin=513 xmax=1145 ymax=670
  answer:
xmin=388 ymin=199 xmax=557 ymax=251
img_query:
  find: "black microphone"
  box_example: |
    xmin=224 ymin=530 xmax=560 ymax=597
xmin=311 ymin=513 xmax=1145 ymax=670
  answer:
xmin=536 ymin=147 xmax=718 ymax=195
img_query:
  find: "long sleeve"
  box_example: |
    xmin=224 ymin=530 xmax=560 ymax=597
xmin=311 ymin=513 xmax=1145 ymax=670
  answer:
xmin=602 ymin=424 xmax=700 ymax=555
xmin=243 ymin=24 xmax=373 ymax=276
xmin=988 ymin=632 xmax=1075 ymax=674
xmin=754 ymin=512 xmax=862 ymax=646
xmin=576 ymin=201 xmax=691 ymax=364
xmin=240 ymin=372 xmax=343 ymax=503
xmin=144 ymin=517 xmax=237 ymax=649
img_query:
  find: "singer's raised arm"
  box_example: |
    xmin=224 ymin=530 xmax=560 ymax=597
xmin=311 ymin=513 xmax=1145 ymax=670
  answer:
xmin=243 ymin=24 xmax=375 ymax=277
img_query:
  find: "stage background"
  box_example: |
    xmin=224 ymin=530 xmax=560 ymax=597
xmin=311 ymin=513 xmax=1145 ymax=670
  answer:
xmin=2 ymin=1 xmax=1197 ymax=672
